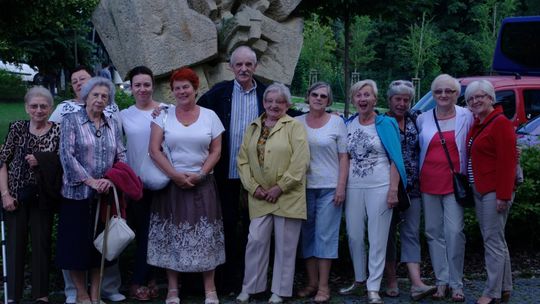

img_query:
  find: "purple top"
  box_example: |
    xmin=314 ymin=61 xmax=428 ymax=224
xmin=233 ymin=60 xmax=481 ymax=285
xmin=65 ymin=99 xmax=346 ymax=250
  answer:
xmin=60 ymin=109 xmax=126 ymax=200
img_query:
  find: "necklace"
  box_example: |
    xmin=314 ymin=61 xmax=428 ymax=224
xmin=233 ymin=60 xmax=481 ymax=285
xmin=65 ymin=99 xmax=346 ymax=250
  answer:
xmin=30 ymin=122 xmax=49 ymax=137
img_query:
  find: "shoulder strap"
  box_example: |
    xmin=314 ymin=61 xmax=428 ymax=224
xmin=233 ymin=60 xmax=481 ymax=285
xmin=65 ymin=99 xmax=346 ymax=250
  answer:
xmin=433 ymin=109 xmax=457 ymax=174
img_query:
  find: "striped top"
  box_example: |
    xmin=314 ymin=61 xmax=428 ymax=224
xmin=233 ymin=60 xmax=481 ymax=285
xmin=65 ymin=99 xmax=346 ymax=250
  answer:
xmin=60 ymin=110 xmax=126 ymax=200
xmin=228 ymin=80 xmax=259 ymax=179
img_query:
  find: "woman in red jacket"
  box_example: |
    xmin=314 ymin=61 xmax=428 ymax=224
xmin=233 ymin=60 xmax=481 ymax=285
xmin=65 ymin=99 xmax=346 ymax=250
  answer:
xmin=465 ymin=80 xmax=517 ymax=304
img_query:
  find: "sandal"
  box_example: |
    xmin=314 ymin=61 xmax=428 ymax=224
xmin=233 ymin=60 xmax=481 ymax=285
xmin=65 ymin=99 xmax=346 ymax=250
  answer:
xmin=384 ymin=286 xmax=400 ymax=297
xmin=451 ymin=288 xmax=465 ymax=302
xmin=297 ymin=285 xmax=317 ymax=298
xmin=204 ymin=290 xmax=219 ymax=304
xmin=166 ymin=289 xmax=180 ymax=304
xmin=148 ymin=282 xmax=160 ymax=299
xmin=432 ymin=285 xmax=448 ymax=300
xmin=314 ymin=288 xmax=330 ymax=303
xmin=130 ymin=286 xmax=151 ymax=301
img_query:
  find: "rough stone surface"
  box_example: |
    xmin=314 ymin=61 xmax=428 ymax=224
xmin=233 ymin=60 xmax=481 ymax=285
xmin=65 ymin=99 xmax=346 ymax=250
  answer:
xmin=92 ymin=0 xmax=218 ymax=80
xmin=93 ymin=0 xmax=303 ymax=102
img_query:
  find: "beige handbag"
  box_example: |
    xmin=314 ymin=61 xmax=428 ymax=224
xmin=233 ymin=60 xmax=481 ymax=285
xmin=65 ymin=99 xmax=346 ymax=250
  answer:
xmin=93 ymin=184 xmax=135 ymax=261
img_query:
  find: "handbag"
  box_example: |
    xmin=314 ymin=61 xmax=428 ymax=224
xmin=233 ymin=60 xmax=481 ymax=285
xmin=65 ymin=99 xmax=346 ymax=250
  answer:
xmin=139 ymin=108 xmax=172 ymax=190
xmin=433 ymin=109 xmax=475 ymax=207
xmin=93 ymin=184 xmax=135 ymax=261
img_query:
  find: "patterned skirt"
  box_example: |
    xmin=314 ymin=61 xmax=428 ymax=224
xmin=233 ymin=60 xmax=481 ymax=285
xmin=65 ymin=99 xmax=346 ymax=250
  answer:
xmin=147 ymin=175 xmax=225 ymax=272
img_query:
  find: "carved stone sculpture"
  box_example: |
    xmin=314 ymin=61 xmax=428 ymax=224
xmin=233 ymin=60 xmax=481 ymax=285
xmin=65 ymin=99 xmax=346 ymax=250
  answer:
xmin=92 ymin=0 xmax=303 ymax=102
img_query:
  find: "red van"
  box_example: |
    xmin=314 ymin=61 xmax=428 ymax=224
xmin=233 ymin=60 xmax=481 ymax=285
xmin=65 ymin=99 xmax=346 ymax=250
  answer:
xmin=412 ymin=16 xmax=540 ymax=128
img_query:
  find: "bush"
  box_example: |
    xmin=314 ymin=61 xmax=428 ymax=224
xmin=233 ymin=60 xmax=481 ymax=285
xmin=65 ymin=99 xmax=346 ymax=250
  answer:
xmin=115 ymin=90 xmax=134 ymax=110
xmin=0 ymin=69 xmax=27 ymax=102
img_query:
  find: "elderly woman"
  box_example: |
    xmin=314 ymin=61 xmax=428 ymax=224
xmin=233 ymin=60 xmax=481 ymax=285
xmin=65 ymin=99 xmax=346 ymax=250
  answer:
xmin=417 ymin=74 xmax=473 ymax=302
xmin=383 ymin=80 xmax=436 ymax=300
xmin=340 ymin=80 xmax=406 ymax=304
xmin=146 ymin=67 xmax=225 ymax=304
xmin=0 ymin=87 xmax=60 ymax=304
xmin=465 ymin=80 xmax=516 ymax=304
xmin=120 ymin=66 xmax=162 ymax=301
xmin=50 ymin=65 xmax=124 ymax=304
xmin=295 ymin=82 xmax=348 ymax=303
xmin=56 ymin=77 xmax=127 ymax=304
xmin=236 ymin=83 xmax=309 ymax=304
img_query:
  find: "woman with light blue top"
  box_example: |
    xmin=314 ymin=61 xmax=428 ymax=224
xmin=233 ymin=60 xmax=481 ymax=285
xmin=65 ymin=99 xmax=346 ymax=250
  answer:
xmin=340 ymin=79 xmax=406 ymax=304
xmin=295 ymin=82 xmax=349 ymax=303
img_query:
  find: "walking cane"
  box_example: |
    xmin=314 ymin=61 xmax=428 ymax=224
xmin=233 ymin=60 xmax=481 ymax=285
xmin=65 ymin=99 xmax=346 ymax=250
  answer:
xmin=1 ymin=208 xmax=8 ymax=304
xmin=96 ymin=191 xmax=112 ymax=302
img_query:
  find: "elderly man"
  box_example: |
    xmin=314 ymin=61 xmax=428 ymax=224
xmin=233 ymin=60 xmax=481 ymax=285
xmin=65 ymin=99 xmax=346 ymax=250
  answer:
xmin=49 ymin=66 xmax=125 ymax=304
xmin=197 ymin=46 xmax=267 ymax=292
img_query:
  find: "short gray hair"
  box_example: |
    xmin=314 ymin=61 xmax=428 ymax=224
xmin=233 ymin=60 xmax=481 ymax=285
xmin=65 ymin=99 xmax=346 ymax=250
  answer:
xmin=387 ymin=80 xmax=415 ymax=101
xmin=230 ymin=45 xmax=257 ymax=66
xmin=350 ymin=79 xmax=378 ymax=101
xmin=263 ymin=82 xmax=292 ymax=106
xmin=24 ymin=86 xmax=53 ymax=105
xmin=80 ymin=76 xmax=116 ymax=106
xmin=306 ymin=81 xmax=334 ymax=106
xmin=464 ymin=80 xmax=495 ymax=104
xmin=431 ymin=74 xmax=460 ymax=94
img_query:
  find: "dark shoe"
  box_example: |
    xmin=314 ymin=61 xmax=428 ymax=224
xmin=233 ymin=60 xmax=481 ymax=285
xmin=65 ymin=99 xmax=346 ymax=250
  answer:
xmin=501 ymin=291 xmax=511 ymax=303
xmin=339 ymin=282 xmax=364 ymax=295
xmin=297 ymin=285 xmax=317 ymax=298
xmin=432 ymin=285 xmax=448 ymax=300
xmin=384 ymin=287 xmax=399 ymax=297
xmin=451 ymin=288 xmax=465 ymax=302
xmin=410 ymin=285 xmax=437 ymax=301
xmin=367 ymin=291 xmax=383 ymax=304
xmin=130 ymin=286 xmax=151 ymax=301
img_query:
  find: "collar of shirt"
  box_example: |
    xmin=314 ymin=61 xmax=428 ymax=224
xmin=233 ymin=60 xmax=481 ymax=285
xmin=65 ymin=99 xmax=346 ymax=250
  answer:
xmin=79 ymin=108 xmax=112 ymax=129
xmin=233 ymin=79 xmax=257 ymax=94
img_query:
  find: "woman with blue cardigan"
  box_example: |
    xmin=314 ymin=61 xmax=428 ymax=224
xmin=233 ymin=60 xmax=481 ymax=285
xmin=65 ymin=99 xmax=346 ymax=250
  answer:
xmin=341 ymin=80 xmax=406 ymax=304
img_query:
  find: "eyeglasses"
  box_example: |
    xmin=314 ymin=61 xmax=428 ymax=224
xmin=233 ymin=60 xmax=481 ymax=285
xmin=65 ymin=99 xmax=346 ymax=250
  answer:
xmin=390 ymin=80 xmax=414 ymax=88
xmin=433 ymin=89 xmax=457 ymax=95
xmin=467 ymin=94 xmax=489 ymax=103
xmin=27 ymin=104 xmax=50 ymax=110
xmin=310 ymin=92 xmax=328 ymax=99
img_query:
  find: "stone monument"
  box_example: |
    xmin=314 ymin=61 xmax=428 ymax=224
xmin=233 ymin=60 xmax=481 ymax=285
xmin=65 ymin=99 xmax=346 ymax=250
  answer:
xmin=92 ymin=0 xmax=303 ymax=102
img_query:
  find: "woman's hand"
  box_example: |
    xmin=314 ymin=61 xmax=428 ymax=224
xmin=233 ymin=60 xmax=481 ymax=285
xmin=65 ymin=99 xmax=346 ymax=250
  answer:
xmin=172 ymin=172 xmax=195 ymax=189
xmin=2 ymin=193 xmax=17 ymax=211
xmin=265 ymin=185 xmax=283 ymax=204
xmin=184 ymin=172 xmax=203 ymax=186
xmin=254 ymin=186 xmax=267 ymax=200
xmin=86 ymin=178 xmax=113 ymax=194
xmin=387 ymin=188 xmax=399 ymax=209
xmin=333 ymin=184 xmax=346 ymax=206
xmin=24 ymin=154 xmax=39 ymax=168
xmin=496 ymin=199 xmax=510 ymax=213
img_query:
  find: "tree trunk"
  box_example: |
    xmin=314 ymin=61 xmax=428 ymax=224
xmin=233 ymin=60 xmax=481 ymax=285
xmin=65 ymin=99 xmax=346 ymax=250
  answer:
xmin=343 ymin=14 xmax=351 ymax=118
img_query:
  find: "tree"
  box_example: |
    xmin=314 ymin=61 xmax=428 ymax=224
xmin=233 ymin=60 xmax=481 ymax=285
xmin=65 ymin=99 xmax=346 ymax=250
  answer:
xmin=348 ymin=16 xmax=377 ymax=73
xmin=0 ymin=0 xmax=99 ymax=74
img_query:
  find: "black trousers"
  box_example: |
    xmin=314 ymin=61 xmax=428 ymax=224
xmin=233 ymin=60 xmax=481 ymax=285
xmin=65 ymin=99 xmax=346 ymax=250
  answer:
xmin=5 ymin=201 xmax=53 ymax=301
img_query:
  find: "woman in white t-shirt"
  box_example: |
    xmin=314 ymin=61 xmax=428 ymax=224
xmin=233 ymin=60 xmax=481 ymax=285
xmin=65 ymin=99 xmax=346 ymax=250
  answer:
xmin=119 ymin=66 xmax=162 ymax=301
xmin=295 ymin=82 xmax=348 ymax=303
xmin=341 ymin=80 xmax=406 ymax=304
xmin=147 ymin=67 xmax=225 ymax=304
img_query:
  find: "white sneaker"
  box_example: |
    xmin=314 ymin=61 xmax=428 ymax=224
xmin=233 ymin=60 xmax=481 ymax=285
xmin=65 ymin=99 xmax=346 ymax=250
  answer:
xmin=268 ymin=293 xmax=283 ymax=304
xmin=236 ymin=291 xmax=249 ymax=303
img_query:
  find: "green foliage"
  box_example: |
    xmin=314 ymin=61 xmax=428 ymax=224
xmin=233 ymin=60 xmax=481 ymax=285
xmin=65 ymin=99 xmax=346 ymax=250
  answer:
xmin=115 ymin=90 xmax=134 ymax=111
xmin=0 ymin=69 xmax=28 ymax=102
xmin=508 ymin=147 xmax=540 ymax=250
xmin=348 ymin=16 xmax=377 ymax=72
xmin=0 ymin=0 xmax=99 ymax=73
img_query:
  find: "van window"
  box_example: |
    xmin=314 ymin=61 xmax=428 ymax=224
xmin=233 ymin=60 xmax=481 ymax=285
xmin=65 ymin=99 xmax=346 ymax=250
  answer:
xmin=523 ymin=89 xmax=540 ymax=120
xmin=494 ymin=90 xmax=516 ymax=120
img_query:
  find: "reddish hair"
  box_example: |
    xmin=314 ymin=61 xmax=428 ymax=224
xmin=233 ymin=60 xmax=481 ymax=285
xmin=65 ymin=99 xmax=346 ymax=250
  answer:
xmin=169 ymin=67 xmax=199 ymax=91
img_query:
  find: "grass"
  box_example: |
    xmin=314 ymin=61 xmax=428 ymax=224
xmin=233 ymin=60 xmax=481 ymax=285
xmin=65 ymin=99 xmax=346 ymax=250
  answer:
xmin=0 ymin=101 xmax=29 ymax=144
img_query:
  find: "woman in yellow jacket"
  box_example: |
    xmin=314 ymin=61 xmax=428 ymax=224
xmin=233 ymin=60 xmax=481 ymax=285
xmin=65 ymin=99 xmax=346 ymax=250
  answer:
xmin=236 ymin=83 xmax=309 ymax=304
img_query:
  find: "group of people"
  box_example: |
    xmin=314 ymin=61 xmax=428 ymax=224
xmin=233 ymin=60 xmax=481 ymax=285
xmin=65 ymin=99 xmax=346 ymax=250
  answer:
xmin=0 ymin=45 xmax=517 ymax=304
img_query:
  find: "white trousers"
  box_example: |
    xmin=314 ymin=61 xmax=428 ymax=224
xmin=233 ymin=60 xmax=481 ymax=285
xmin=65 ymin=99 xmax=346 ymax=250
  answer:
xmin=422 ymin=192 xmax=465 ymax=289
xmin=62 ymin=264 xmax=122 ymax=303
xmin=241 ymin=214 xmax=302 ymax=297
xmin=345 ymin=185 xmax=393 ymax=291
